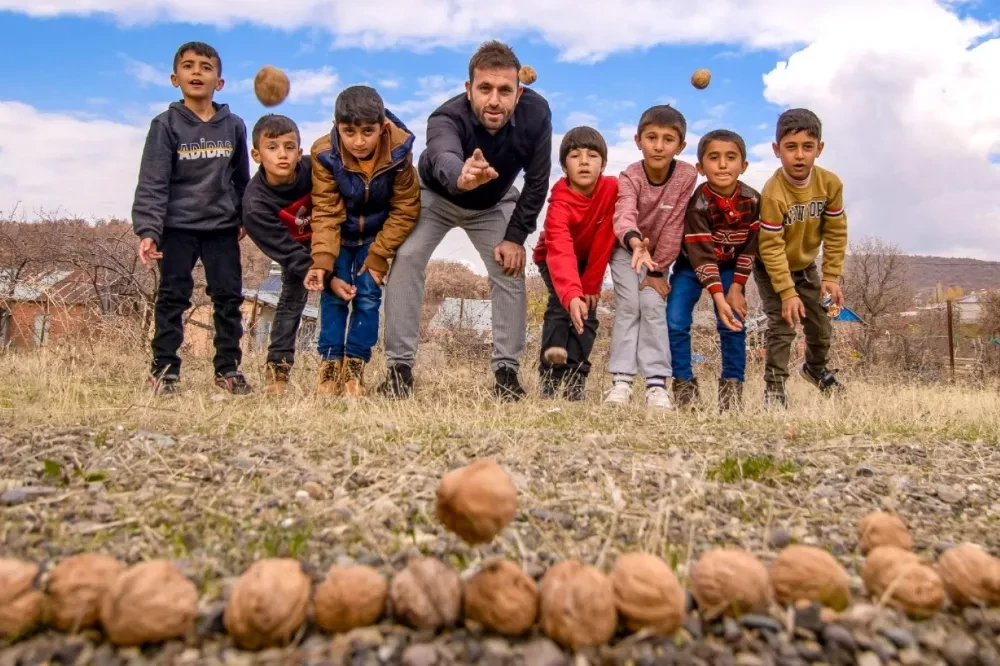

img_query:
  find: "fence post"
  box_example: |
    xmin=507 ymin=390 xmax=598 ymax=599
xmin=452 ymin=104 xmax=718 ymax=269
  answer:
xmin=947 ymin=299 xmax=955 ymax=382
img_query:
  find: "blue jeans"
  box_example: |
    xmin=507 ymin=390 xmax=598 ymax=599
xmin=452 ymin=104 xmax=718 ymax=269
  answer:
xmin=667 ymin=262 xmax=746 ymax=382
xmin=318 ymin=242 xmax=382 ymax=363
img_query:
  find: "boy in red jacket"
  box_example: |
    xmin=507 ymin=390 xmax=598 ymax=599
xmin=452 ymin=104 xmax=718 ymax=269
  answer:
xmin=532 ymin=126 xmax=618 ymax=400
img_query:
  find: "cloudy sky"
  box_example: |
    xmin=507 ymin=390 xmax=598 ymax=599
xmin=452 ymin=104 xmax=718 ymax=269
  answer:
xmin=1 ymin=0 xmax=998 ymax=273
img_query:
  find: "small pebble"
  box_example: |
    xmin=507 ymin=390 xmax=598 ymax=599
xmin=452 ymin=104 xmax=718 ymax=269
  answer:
xmin=724 ymin=617 xmax=743 ymax=643
xmin=823 ymin=624 xmax=857 ymax=651
xmin=794 ymin=602 xmax=825 ymax=633
xmin=898 ymin=648 xmax=923 ymax=666
xmin=770 ymin=527 xmax=792 ymax=549
xmin=942 ymin=633 xmax=978 ymax=666
xmin=878 ymin=627 xmax=915 ymax=649
xmin=401 ymin=644 xmax=438 ymax=666
xmin=517 ymin=639 xmax=569 ymax=666
xmin=735 ymin=654 xmax=765 ymax=666
xmin=857 ymin=652 xmax=883 ymax=666
xmin=741 ymin=614 xmax=783 ymax=634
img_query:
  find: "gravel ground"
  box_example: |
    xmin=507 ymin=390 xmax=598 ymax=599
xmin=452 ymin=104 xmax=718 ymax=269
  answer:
xmin=3 ymin=423 xmax=1000 ymax=666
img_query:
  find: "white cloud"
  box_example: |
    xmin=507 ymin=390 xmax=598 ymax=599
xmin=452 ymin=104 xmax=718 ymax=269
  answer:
xmin=378 ymin=79 xmax=401 ymax=89
xmin=564 ymin=111 xmax=599 ymax=130
xmin=121 ymin=55 xmax=170 ymax=87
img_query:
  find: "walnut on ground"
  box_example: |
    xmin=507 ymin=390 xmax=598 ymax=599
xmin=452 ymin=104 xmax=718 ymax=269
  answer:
xmin=862 ymin=545 xmax=944 ymax=618
xmin=389 ymin=557 xmax=462 ymax=631
xmin=464 ymin=558 xmax=538 ymax=636
xmin=690 ymin=548 xmax=772 ymax=619
xmin=611 ymin=552 xmax=686 ymax=633
xmin=224 ymin=558 xmax=311 ymax=650
xmin=99 ymin=560 xmax=199 ymax=646
xmin=45 ymin=553 xmax=124 ymax=632
xmin=539 ymin=560 xmax=617 ymax=649
xmin=314 ymin=564 xmax=388 ymax=634
xmin=769 ymin=545 xmax=851 ymax=611
xmin=857 ymin=511 xmax=913 ymax=555
xmin=936 ymin=543 xmax=1000 ymax=608
xmin=0 ymin=558 xmax=44 ymax=639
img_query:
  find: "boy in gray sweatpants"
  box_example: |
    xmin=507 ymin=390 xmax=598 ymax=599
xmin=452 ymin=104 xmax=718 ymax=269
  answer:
xmin=606 ymin=104 xmax=697 ymax=408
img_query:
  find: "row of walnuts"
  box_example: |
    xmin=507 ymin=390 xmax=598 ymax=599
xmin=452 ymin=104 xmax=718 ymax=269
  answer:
xmin=3 ymin=461 xmax=1000 ymax=651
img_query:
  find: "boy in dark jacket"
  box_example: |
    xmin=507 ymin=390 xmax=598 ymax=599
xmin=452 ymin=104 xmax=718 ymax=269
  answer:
xmin=241 ymin=114 xmax=313 ymax=395
xmin=532 ymin=126 xmax=618 ymax=401
xmin=131 ymin=41 xmax=252 ymax=395
xmin=667 ymin=129 xmax=760 ymax=411
xmin=304 ymin=85 xmax=421 ymax=397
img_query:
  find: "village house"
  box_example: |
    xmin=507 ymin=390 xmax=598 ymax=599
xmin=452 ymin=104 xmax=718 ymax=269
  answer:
xmin=0 ymin=268 xmax=98 ymax=350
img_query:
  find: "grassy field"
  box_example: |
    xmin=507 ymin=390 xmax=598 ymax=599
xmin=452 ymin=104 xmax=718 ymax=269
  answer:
xmin=2 ymin=340 xmax=1000 ymax=662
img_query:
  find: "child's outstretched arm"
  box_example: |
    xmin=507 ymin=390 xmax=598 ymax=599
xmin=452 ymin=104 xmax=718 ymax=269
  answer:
xmin=306 ymin=140 xmax=346 ymax=290
xmin=364 ymin=159 xmax=421 ymax=285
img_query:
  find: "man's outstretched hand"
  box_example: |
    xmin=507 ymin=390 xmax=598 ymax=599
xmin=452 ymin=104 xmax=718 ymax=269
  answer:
xmin=494 ymin=240 xmax=525 ymax=277
xmin=457 ymin=148 xmax=499 ymax=192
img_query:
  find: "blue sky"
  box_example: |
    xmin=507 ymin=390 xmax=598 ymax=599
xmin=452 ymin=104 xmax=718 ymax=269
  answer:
xmin=1 ymin=0 xmax=999 ymax=266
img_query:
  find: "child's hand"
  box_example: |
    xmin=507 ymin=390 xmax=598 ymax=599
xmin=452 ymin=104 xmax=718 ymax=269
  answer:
xmin=726 ymin=285 xmax=747 ymax=319
xmin=584 ymin=294 xmax=600 ymax=311
xmin=358 ymin=264 xmax=385 ymax=287
xmin=304 ymin=268 xmax=327 ymax=292
xmin=237 ymin=226 xmax=247 ymax=241
xmin=821 ymin=280 xmax=844 ymax=308
xmin=629 ymin=237 xmax=656 ymax=274
xmin=331 ymin=276 xmax=357 ymax=301
xmin=138 ymin=238 xmax=163 ymax=269
xmin=782 ymin=295 xmax=807 ymax=327
xmin=568 ymin=297 xmax=588 ymax=334
xmin=713 ymin=292 xmax=743 ymax=332
xmin=640 ymin=275 xmax=671 ymax=300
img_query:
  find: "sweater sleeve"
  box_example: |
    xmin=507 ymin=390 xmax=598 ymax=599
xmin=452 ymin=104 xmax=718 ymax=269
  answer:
xmin=504 ymin=109 xmax=553 ymax=246
xmin=820 ymin=176 xmax=848 ymax=282
xmin=683 ymin=196 xmax=723 ymax=295
xmin=734 ymin=219 xmax=760 ymax=286
xmin=757 ymin=191 xmax=796 ymax=300
xmin=612 ymin=172 xmax=641 ymax=245
xmin=540 ymin=199 xmax=584 ymax=310
xmin=309 ymin=140 xmax=345 ymax=273
xmin=241 ymin=195 xmax=313 ymax=281
xmin=131 ymin=117 xmax=173 ymax=245
xmin=423 ymin=112 xmax=467 ymax=197
xmin=231 ymin=119 xmax=251 ymax=220
xmin=580 ymin=219 xmax=616 ymax=300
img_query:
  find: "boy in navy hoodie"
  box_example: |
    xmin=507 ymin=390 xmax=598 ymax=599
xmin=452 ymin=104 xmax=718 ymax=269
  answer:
xmin=241 ymin=114 xmax=313 ymax=395
xmin=131 ymin=41 xmax=252 ymax=395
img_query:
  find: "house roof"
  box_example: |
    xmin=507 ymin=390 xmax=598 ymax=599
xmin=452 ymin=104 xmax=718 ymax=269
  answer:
xmin=0 ymin=268 xmax=92 ymax=303
xmin=429 ymin=297 xmax=493 ymax=332
xmin=242 ymin=287 xmax=319 ymax=320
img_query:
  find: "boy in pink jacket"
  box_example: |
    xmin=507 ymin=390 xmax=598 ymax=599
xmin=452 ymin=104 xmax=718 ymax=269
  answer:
xmin=607 ymin=105 xmax=697 ymax=408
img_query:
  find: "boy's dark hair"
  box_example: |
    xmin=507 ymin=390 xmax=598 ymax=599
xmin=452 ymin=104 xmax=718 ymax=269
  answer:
xmin=334 ymin=85 xmax=386 ymax=127
xmin=468 ymin=40 xmax=521 ymax=83
xmin=173 ymin=41 xmax=222 ymax=75
xmin=559 ymin=126 xmax=607 ymax=167
xmin=252 ymin=114 xmax=300 ymax=149
xmin=697 ymin=129 xmax=747 ymax=162
xmin=776 ymin=108 xmax=822 ymax=143
xmin=637 ymin=104 xmax=687 ymax=140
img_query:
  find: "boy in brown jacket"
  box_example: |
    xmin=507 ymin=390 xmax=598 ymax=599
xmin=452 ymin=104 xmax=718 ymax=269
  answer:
xmin=304 ymin=85 xmax=420 ymax=396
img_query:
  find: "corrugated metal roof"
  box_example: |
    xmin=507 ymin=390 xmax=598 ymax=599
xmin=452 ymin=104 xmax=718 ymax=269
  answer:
xmin=242 ymin=288 xmax=319 ymax=320
xmin=0 ymin=269 xmax=75 ymax=301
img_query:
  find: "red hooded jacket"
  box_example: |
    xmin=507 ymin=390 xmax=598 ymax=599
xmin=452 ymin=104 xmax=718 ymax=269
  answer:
xmin=532 ymin=175 xmax=619 ymax=310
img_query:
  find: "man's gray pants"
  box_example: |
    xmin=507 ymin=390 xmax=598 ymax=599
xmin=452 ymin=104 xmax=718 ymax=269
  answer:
xmin=383 ymin=181 xmax=526 ymax=373
xmin=608 ymin=246 xmax=672 ymax=384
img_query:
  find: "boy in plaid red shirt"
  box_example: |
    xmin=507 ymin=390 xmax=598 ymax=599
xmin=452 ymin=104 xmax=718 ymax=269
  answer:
xmin=666 ymin=129 xmax=760 ymax=410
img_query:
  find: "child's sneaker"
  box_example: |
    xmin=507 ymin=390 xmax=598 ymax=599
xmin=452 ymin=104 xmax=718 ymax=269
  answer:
xmin=800 ymin=364 xmax=844 ymax=394
xmin=645 ymin=385 xmax=673 ymax=410
xmin=718 ymin=379 xmax=743 ymax=411
xmin=763 ymin=386 xmax=788 ymax=410
xmin=150 ymin=373 xmax=180 ymax=395
xmin=215 ymin=371 xmax=253 ymax=395
xmin=317 ymin=359 xmax=344 ymax=397
xmin=564 ymin=372 xmax=587 ymax=402
xmin=341 ymin=358 xmax=367 ymax=398
xmin=604 ymin=381 xmax=633 ymax=405
xmin=377 ymin=364 xmax=413 ymax=399
xmin=672 ymin=377 xmax=700 ymax=407
xmin=539 ymin=370 xmax=561 ymax=400
xmin=265 ymin=362 xmax=291 ymax=396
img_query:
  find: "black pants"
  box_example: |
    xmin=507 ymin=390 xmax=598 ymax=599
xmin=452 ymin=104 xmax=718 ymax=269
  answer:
xmin=537 ymin=260 xmax=599 ymax=377
xmin=267 ymin=266 xmax=309 ymax=367
xmin=151 ymin=227 xmax=243 ymax=377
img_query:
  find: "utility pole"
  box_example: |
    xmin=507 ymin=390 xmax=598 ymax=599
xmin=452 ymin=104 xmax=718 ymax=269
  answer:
xmin=947 ymin=299 xmax=955 ymax=382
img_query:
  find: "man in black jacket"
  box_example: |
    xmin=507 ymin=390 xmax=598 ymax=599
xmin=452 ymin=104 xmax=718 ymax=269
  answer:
xmin=378 ymin=40 xmax=553 ymax=401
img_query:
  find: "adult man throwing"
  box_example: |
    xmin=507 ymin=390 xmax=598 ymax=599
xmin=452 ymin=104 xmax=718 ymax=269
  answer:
xmin=378 ymin=40 xmax=553 ymax=401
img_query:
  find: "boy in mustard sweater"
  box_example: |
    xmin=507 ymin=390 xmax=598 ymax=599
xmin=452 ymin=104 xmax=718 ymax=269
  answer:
xmin=754 ymin=108 xmax=847 ymax=408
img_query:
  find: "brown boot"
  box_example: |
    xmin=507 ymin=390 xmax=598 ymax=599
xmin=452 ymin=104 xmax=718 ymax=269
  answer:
xmin=718 ymin=379 xmax=744 ymax=412
xmin=341 ymin=358 xmax=367 ymax=397
xmin=672 ymin=377 xmax=700 ymax=407
xmin=316 ymin=359 xmax=344 ymax=396
xmin=265 ymin=362 xmax=291 ymax=396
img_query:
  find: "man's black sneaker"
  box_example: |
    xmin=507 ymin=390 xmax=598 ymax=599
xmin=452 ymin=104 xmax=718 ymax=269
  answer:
xmin=377 ymin=364 xmax=413 ymax=399
xmin=494 ymin=366 xmax=526 ymax=402
xmin=150 ymin=373 xmax=180 ymax=395
xmin=800 ymin=363 xmax=844 ymax=394
xmin=215 ymin=371 xmax=253 ymax=395
xmin=563 ymin=371 xmax=587 ymax=402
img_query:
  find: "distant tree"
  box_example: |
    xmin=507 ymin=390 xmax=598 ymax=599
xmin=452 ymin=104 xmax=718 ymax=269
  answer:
xmin=843 ymin=236 xmax=913 ymax=326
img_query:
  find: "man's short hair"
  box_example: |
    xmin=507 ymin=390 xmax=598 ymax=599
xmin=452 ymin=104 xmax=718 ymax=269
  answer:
xmin=468 ymin=40 xmax=521 ymax=84
xmin=637 ymin=104 xmax=687 ymax=141
xmin=252 ymin=114 xmax=300 ymax=149
xmin=173 ymin=41 xmax=222 ymax=75
xmin=776 ymin=108 xmax=822 ymax=143
xmin=559 ymin=126 xmax=608 ymax=167
xmin=697 ymin=129 xmax=747 ymax=162
xmin=334 ymin=85 xmax=386 ymax=127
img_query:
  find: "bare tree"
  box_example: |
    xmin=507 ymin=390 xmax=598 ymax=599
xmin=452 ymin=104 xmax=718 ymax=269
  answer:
xmin=843 ymin=236 xmax=913 ymax=326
